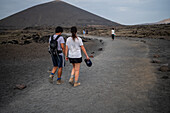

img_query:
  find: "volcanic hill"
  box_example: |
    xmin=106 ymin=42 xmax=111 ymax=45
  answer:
xmin=0 ymin=0 xmax=120 ymax=29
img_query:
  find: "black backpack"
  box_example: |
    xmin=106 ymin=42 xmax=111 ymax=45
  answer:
xmin=50 ymin=35 xmax=62 ymax=55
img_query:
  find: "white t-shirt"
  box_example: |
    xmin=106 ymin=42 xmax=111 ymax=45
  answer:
xmin=111 ymin=30 xmax=115 ymax=34
xmin=66 ymin=37 xmax=83 ymax=58
xmin=49 ymin=35 xmax=65 ymax=56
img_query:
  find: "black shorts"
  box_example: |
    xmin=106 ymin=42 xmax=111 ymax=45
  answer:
xmin=69 ymin=57 xmax=82 ymax=63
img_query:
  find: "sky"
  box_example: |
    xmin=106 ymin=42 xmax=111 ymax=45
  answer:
xmin=0 ymin=0 xmax=169 ymax=25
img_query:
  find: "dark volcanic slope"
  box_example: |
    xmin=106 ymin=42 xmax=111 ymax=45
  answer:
xmin=0 ymin=0 xmax=120 ymax=29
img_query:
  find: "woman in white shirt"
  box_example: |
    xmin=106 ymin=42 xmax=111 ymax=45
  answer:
xmin=111 ymin=28 xmax=115 ymax=40
xmin=65 ymin=26 xmax=89 ymax=87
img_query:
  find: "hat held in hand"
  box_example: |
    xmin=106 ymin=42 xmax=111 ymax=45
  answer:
xmin=84 ymin=59 xmax=92 ymax=67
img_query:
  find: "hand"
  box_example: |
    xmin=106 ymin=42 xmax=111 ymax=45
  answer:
xmin=65 ymin=57 xmax=69 ymax=61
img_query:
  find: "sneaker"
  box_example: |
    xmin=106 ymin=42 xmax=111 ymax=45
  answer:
xmin=69 ymin=77 xmax=74 ymax=84
xmin=74 ymin=82 xmax=80 ymax=87
xmin=48 ymin=75 xmax=54 ymax=83
xmin=56 ymin=79 xmax=64 ymax=85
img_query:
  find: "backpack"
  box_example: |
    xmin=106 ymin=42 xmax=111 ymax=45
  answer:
xmin=50 ymin=35 xmax=62 ymax=55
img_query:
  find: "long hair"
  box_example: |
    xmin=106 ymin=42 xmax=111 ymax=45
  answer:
xmin=71 ymin=26 xmax=77 ymax=41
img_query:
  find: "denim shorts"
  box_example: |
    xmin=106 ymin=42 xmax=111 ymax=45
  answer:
xmin=51 ymin=54 xmax=65 ymax=67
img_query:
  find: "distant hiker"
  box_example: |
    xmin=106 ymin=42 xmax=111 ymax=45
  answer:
xmin=86 ymin=30 xmax=88 ymax=34
xmin=48 ymin=26 xmax=65 ymax=84
xmin=83 ymin=29 xmax=86 ymax=37
xmin=65 ymin=26 xmax=90 ymax=87
xmin=111 ymin=28 xmax=116 ymax=40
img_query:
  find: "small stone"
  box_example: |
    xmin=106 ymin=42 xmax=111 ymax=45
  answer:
xmin=151 ymin=59 xmax=161 ymax=63
xmin=153 ymin=54 xmax=160 ymax=58
xmin=159 ymin=66 xmax=169 ymax=72
xmin=24 ymin=40 xmax=31 ymax=44
xmin=140 ymin=40 xmax=146 ymax=43
xmin=91 ymin=52 xmax=95 ymax=54
xmin=89 ymin=55 xmax=94 ymax=58
xmin=1 ymin=41 xmax=7 ymax=44
xmin=8 ymin=41 xmax=13 ymax=44
xmin=14 ymin=84 xmax=27 ymax=90
xmin=12 ymin=40 xmax=18 ymax=44
xmin=98 ymin=48 xmax=103 ymax=51
xmin=99 ymin=40 xmax=103 ymax=42
xmin=161 ymin=76 xmax=169 ymax=79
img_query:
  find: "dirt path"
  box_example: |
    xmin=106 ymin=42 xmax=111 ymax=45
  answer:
xmin=0 ymin=36 xmax=163 ymax=113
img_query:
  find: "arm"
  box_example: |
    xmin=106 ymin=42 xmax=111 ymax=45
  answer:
xmin=65 ymin=45 xmax=69 ymax=61
xmin=60 ymin=43 xmax=65 ymax=56
xmin=81 ymin=45 xmax=89 ymax=60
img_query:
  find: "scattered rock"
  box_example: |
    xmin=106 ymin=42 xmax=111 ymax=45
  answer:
xmin=159 ymin=66 xmax=169 ymax=72
xmin=153 ymin=54 xmax=160 ymax=58
xmin=151 ymin=59 xmax=161 ymax=63
xmin=159 ymin=37 xmax=165 ymax=40
xmin=132 ymin=30 xmax=138 ymax=34
xmin=39 ymin=35 xmax=49 ymax=43
xmin=140 ymin=40 xmax=146 ymax=43
xmin=91 ymin=52 xmax=95 ymax=54
xmin=98 ymin=48 xmax=103 ymax=51
xmin=21 ymin=36 xmax=31 ymax=40
xmin=99 ymin=40 xmax=103 ymax=42
xmin=14 ymin=84 xmax=27 ymax=90
xmin=161 ymin=76 xmax=169 ymax=79
xmin=7 ymin=41 xmax=13 ymax=44
xmin=24 ymin=40 xmax=32 ymax=44
xmin=89 ymin=55 xmax=94 ymax=58
xmin=32 ymin=34 xmax=40 ymax=42
xmin=1 ymin=41 xmax=7 ymax=44
xmin=12 ymin=40 xmax=18 ymax=44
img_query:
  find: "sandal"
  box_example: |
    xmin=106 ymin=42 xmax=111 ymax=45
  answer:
xmin=69 ymin=77 xmax=74 ymax=85
xmin=48 ymin=75 xmax=54 ymax=83
xmin=74 ymin=82 xmax=80 ymax=87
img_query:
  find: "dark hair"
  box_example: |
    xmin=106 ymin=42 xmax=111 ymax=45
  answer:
xmin=55 ymin=26 xmax=63 ymax=33
xmin=71 ymin=26 xmax=77 ymax=41
xmin=112 ymin=28 xmax=114 ymax=30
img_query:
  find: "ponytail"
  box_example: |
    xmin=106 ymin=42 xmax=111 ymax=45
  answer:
xmin=71 ymin=26 xmax=77 ymax=41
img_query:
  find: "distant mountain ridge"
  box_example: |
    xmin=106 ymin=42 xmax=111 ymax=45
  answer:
xmin=156 ymin=18 xmax=170 ymax=24
xmin=141 ymin=18 xmax=170 ymax=25
xmin=0 ymin=0 xmax=120 ymax=29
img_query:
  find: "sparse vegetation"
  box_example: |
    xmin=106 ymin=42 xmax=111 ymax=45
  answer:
xmin=0 ymin=24 xmax=170 ymax=45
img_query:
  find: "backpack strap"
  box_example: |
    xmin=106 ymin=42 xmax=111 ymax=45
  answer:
xmin=53 ymin=35 xmax=62 ymax=53
xmin=51 ymin=35 xmax=54 ymax=41
xmin=54 ymin=35 xmax=61 ymax=41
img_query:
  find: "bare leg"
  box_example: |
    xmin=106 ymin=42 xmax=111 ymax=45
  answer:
xmin=56 ymin=67 xmax=64 ymax=85
xmin=74 ymin=63 xmax=81 ymax=82
xmin=69 ymin=63 xmax=75 ymax=84
xmin=50 ymin=66 xmax=58 ymax=78
xmin=58 ymin=67 xmax=62 ymax=78
xmin=71 ymin=63 xmax=75 ymax=76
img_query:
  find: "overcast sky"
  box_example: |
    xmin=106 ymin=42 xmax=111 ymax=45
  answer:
xmin=0 ymin=0 xmax=169 ymax=25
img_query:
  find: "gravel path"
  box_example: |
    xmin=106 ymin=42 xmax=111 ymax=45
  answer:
xmin=0 ymin=36 xmax=162 ymax=113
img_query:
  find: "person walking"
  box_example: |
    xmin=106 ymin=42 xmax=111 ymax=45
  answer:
xmin=65 ymin=26 xmax=89 ymax=87
xmin=83 ymin=29 xmax=86 ymax=37
xmin=111 ymin=28 xmax=116 ymax=40
xmin=48 ymin=26 xmax=65 ymax=85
